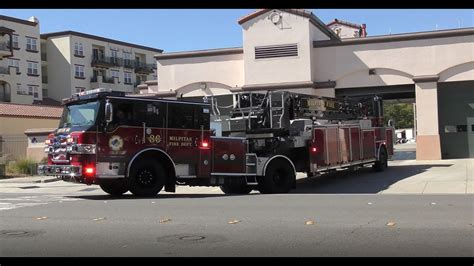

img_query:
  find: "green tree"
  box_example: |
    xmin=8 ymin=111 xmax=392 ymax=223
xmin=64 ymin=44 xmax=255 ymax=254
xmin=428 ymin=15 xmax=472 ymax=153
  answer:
xmin=384 ymin=103 xmax=414 ymax=129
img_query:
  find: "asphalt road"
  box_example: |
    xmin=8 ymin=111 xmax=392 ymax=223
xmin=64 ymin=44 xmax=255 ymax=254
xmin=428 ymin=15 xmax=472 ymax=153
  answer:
xmin=0 ymin=189 xmax=472 ymax=257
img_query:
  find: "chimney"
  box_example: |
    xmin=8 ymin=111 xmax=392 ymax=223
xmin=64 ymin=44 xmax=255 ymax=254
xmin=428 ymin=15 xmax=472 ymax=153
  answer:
xmin=361 ymin=24 xmax=367 ymax=37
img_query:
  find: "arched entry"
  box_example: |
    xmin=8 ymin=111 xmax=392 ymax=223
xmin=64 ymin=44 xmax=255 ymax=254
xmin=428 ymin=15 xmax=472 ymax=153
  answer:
xmin=0 ymin=80 xmax=11 ymax=102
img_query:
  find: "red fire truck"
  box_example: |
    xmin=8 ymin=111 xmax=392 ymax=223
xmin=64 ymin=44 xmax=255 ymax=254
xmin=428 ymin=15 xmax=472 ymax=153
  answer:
xmin=38 ymin=88 xmax=394 ymax=197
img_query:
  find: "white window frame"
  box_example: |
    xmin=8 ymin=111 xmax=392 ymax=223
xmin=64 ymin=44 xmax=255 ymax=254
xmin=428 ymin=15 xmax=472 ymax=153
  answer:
xmin=74 ymin=42 xmax=84 ymax=56
xmin=27 ymin=61 xmax=39 ymax=75
xmin=26 ymin=37 xmax=37 ymax=51
xmin=74 ymin=65 xmax=85 ymax=78
xmin=124 ymin=72 xmax=132 ymax=84
xmin=111 ymin=69 xmax=120 ymax=81
xmin=16 ymin=83 xmax=27 ymax=95
xmin=28 ymin=85 xmax=39 ymax=99
xmin=8 ymin=58 xmax=20 ymax=72
xmin=12 ymin=35 xmax=19 ymax=49
xmin=123 ymin=52 xmax=132 ymax=66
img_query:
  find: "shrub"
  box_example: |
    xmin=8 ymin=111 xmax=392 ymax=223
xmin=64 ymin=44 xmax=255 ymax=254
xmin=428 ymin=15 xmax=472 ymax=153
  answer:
xmin=8 ymin=158 xmax=38 ymax=175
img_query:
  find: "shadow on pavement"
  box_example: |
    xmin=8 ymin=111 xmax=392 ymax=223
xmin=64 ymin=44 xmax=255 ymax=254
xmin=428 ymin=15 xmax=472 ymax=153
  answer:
xmin=66 ymin=193 xmax=258 ymax=201
xmin=290 ymin=164 xmax=452 ymax=194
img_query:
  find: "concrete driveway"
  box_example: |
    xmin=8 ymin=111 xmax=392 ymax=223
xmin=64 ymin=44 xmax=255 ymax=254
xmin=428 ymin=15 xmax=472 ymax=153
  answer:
xmin=294 ymin=142 xmax=473 ymax=194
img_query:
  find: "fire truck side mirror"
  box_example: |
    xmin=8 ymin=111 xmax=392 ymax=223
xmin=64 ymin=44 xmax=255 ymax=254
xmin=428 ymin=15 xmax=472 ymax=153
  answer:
xmin=105 ymin=100 xmax=113 ymax=125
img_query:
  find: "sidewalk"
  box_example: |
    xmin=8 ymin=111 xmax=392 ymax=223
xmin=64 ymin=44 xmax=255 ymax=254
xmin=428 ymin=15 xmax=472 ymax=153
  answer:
xmin=0 ymin=175 xmax=59 ymax=184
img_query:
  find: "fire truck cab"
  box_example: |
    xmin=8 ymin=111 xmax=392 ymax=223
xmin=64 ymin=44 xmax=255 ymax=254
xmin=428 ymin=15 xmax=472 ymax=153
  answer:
xmin=38 ymin=88 xmax=394 ymax=197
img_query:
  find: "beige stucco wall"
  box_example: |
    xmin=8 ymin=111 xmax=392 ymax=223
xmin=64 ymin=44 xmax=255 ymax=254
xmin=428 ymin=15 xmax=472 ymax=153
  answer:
xmin=45 ymin=34 xmax=159 ymax=102
xmin=241 ymin=11 xmax=315 ymax=86
xmin=45 ymin=36 xmax=72 ymax=102
xmin=0 ymin=116 xmax=59 ymax=136
xmin=0 ymin=17 xmax=42 ymax=103
xmin=313 ymin=35 xmax=474 ymax=88
xmin=157 ymin=53 xmax=244 ymax=96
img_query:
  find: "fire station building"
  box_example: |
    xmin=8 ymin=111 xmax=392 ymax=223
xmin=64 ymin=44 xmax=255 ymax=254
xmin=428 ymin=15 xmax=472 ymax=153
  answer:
xmin=149 ymin=9 xmax=474 ymax=160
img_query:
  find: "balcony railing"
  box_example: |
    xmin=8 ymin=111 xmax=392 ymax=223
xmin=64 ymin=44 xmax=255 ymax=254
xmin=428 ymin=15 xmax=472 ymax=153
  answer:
xmin=103 ymin=77 xmax=115 ymax=84
xmin=135 ymin=63 xmax=155 ymax=74
xmin=91 ymin=56 xmax=121 ymax=68
xmin=91 ymin=76 xmax=116 ymax=84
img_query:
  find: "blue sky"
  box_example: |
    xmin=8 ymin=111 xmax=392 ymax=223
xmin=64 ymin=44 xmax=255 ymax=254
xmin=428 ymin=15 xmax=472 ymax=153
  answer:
xmin=1 ymin=9 xmax=472 ymax=52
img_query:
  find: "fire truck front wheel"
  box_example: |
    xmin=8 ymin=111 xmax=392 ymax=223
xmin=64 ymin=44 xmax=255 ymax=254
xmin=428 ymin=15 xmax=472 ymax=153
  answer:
xmin=99 ymin=179 xmax=129 ymax=196
xmin=128 ymin=159 xmax=165 ymax=197
xmin=258 ymin=159 xmax=295 ymax=194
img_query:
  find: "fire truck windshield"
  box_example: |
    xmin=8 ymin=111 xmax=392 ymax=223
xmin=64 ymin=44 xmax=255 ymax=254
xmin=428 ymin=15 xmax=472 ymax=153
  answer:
xmin=59 ymin=100 xmax=101 ymax=128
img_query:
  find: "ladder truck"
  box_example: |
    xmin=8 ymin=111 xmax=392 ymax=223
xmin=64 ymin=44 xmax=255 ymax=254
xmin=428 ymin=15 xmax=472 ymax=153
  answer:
xmin=38 ymin=88 xmax=394 ymax=197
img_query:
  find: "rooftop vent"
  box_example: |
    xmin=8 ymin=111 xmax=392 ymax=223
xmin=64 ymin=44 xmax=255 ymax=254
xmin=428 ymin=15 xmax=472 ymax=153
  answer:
xmin=255 ymin=43 xmax=298 ymax=59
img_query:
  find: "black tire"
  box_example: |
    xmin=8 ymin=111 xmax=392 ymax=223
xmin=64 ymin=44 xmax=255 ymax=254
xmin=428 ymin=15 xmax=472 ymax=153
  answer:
xmin=258 ymin=159 xmax=295 ymax=194
xmin=128 ymin=159 xmax=165 ymax=197
xmin=373 ymin=147 xmax=388 ymax=172
xmin=99 ymin=179 xmax=129 ymax=196
xmin=220 ymin=179 xmax=253 ymax=195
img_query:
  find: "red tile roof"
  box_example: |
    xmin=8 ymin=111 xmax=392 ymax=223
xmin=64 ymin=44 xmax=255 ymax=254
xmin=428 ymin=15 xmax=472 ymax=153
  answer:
xmin=0 ymin=102 xmax=62 ymax=119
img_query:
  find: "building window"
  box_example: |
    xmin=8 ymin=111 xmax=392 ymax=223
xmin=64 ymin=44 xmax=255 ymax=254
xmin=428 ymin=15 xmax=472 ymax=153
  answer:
xmin=27 ymin=61 xmax=39 ymax=75
xmin=124 ymin=72 xmax=132 ymax=84
xmin=26 ymin=37 xmax=38 ymax=51
xmin=74 ymin=42 xmax=84 ymax=56
xmin=111 ymin=49 xmax=119 ymax=64
xmin=74 ymin=65 xmax=85 ymax=78
xmin=8 ymin=58 xmax=20 ymax=73
xmin=72 ymin=87 xmax=86 ymax=94
xmin=123 ymin=52 xmax=132 ymax=67
xmin=28 ymin=85 xmax=40 ymax=99
xmin=16 ymin=83 xmax=28 ymax=95
xmin=111 ymin=69 xmax=120 ymax=81
xmin=12 ymin=35 xmax=19 ymax=49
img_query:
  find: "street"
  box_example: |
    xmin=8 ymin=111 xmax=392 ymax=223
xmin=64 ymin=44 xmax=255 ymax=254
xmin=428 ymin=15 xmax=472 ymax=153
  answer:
xmin=0 ymin=149 xmax=473 ymax=257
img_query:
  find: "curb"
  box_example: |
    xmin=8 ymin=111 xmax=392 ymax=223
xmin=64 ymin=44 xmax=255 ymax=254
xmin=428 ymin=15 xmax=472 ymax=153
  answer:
xmin=34 ymin=178 xmax=60 ymax=183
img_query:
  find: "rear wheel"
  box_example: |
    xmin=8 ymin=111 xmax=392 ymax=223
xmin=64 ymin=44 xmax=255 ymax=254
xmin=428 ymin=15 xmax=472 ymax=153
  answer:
xmin=220 ymin=179 xmax=253 ymax=195
xmin=258 ymin=159 xmax=295 ymax=194
xmin=128 ymin=159 xmax=165 ymax=197
xmin=99 ymin=179 xmax=129 ymax=196
xmin=373 ymin=147 xmax=388 ymax=172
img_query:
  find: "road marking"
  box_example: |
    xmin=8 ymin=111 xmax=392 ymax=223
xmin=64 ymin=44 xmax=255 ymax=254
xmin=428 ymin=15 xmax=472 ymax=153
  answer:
xmin=0 ymin=195 xmax=83 ymax=212
xmin=36 ymin=216 xmax=48 ymax=220
xmin=93 ymin=217 xmax=106 ymax=221
xmin=228 ymin=219 xmax=240 ymax=224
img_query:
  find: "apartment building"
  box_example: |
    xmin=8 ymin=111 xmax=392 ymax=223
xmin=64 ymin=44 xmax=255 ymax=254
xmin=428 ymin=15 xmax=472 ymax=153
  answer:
xmin=0 ymin=15 xmax=42 ymax=104
xmin=41 ymin=31 xmax=162 ymax=103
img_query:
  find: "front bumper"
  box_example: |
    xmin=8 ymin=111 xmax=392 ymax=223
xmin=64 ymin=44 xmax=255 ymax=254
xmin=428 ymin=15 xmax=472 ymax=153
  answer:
xmin=37 ymin=164 xmax=83 ymax=182
xmin=38 ymin=164 xmax=82 ymax=176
